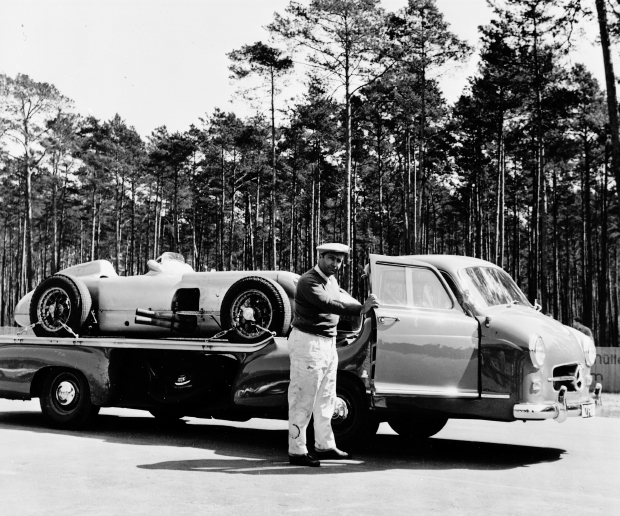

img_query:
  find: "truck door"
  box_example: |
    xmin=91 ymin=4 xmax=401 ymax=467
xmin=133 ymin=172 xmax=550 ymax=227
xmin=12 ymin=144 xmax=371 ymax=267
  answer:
xmin=369 ymin=254 xmax=479 ymax=397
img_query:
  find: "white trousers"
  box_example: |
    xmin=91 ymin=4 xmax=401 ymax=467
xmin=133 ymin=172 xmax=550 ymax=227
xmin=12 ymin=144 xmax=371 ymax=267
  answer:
xmin=287 ymin=327 xmax=338 ymax=455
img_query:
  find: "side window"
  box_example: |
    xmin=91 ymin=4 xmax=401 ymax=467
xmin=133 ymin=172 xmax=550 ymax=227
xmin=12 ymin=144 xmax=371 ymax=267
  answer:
xmin=440 ymin=271 xmax=472 ymax=315
xmin=410 ymin=268 xmax=453 ymax=310
xmin=440 ymin=271 xmax=463 ymax=305
xmin=374 ymin=263 xmax=453 ymax=310
xmin=376 ymin=265 xmax=409 ymax=306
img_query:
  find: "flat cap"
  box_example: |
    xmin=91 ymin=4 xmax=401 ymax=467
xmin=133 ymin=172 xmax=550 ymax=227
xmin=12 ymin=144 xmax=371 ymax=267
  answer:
xmin=317 ymin=242 xmax=350 ymax=254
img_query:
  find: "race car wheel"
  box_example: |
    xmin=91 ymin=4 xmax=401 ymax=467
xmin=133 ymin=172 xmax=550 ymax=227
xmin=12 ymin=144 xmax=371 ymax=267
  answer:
xmin=40 ymin=369 xmax=100 ymax=428
xmin=330 ymin=378 xmax=379 ymax=449
xmin=30 ymin=274 xmax=92 ymax=338
xmin=221 ymin=276 xmax=291 ymax=343
xmin=387 ymin=415 xmax=448 ymax=440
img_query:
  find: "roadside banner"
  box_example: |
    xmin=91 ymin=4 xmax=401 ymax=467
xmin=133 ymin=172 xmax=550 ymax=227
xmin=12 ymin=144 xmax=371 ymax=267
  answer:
xmin=592 ymin=348 xmax=620 ymax=393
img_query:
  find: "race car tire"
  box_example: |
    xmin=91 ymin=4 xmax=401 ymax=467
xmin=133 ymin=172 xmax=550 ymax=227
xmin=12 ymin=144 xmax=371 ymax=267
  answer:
xmin=221 ymin=276 xmax=291 ymax=343
xmin=330 ymin=377 xmax=379 ymax=449
xmin=39 ymin=369 xmax=100 ymax=429
xmin=387 ymin=415 xmax=448 ymax=440
xmin=30 ymin=274 xmax=92 ymax=338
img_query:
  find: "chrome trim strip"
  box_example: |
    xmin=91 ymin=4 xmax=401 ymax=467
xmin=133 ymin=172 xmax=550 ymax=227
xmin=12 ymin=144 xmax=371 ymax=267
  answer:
xmin=0 ymin=335 xmax=273 ymax=353
xmin=374 ymin=388 xmax=478 ymax=398
xmin=481 ymin=393 xmax=510 ymax=399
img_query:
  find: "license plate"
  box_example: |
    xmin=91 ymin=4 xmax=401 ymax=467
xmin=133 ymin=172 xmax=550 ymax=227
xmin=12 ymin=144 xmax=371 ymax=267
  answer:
xmin=582 ymin=403 xmax=595 ymax=418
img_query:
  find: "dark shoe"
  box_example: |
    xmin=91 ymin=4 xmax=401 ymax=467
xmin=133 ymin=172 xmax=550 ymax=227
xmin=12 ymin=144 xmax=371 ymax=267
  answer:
xmin=289 ymin=453 xmax=320 ymax=467
xmin=315 ymin=448 xmax=352 ymax=460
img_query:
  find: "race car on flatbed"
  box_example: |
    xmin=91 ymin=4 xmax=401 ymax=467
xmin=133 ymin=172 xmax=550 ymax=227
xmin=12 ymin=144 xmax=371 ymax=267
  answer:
xmin=14 ymin=252 xmax=342 ymax=343
xmin=0 ymin=253 xmax=602 ymax=447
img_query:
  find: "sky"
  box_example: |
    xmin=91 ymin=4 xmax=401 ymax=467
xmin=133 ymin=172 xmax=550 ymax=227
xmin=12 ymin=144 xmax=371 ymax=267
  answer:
xmin=0 ymin=0 xmax=609 ymax=137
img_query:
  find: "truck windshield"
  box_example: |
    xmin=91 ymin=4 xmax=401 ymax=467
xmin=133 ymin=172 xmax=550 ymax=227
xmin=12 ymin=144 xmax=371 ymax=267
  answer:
xmin=459 ymin=267 xmax=530 ymax=309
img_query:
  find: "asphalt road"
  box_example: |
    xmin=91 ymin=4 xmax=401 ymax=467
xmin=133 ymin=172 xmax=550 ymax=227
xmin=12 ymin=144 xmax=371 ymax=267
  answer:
xmin=0 ymin=399 xmax=618 ymax=516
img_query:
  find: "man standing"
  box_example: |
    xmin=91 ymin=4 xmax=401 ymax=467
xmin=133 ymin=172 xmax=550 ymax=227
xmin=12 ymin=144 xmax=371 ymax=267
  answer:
xmin=288 ymin=243 xmax=379 ymax=467
xmin=573 ymin=316 xmax=595 ymax=342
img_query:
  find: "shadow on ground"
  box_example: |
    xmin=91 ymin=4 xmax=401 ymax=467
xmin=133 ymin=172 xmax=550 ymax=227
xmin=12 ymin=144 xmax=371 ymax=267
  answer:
xmin=0 ymin=410 xmax=565 ymax=475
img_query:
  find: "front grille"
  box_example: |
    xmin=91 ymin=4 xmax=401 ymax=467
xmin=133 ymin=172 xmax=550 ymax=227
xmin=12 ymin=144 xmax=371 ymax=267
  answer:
xmin=549 ymin=363 xmax=584 ymax=392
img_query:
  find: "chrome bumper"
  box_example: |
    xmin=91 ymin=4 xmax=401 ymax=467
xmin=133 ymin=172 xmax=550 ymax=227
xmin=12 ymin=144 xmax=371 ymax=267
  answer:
xmin=513 ymin=383 xmax=603 ymax=423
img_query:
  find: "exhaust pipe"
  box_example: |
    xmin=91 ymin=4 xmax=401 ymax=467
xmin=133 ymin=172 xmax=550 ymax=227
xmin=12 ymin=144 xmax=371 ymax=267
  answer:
xmin=135 ymin=308 xmax=197 ymax=335
xmin=135 ymin=308 xmax=195 ymax=322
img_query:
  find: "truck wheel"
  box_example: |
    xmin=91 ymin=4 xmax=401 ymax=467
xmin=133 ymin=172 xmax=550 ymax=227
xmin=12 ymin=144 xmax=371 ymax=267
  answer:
xmin=39 ymin=370 xmax=99 ymax=428
xmin=331 ymin=378 xmax=379 ymax=449
xmin=387 ymin=416 xmax=448 ymax=439
xmin=221 ymin=276 xmax=291 ymax=343
xmin=30 ymin=274 xmax=92 ymax=338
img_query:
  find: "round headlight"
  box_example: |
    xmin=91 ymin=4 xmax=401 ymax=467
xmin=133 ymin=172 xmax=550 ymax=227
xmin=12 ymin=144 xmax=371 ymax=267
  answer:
xmin=583 ymin=336 xmax=596 ymax=367
xmin=529 ymin=334 xmax=546 ymax=368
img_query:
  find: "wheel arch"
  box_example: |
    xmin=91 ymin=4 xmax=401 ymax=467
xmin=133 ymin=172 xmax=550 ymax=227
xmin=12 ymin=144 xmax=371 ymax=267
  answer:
xmin=31 ymin=365 xmax=107 ymax=406
xmin=337 ymin=368 xmax=368 ymax=397
xmin=26 ymin=348 xmax=115 ymax=406
xmin=336 ymin=369 xmax=377 ymax=424
xmin=331 ymin=368 xmax=379 ymax=447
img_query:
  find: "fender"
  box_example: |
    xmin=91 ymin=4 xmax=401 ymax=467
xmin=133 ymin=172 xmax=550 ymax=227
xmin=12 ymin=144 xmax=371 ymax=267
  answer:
xmin=232 ymin=339 xmax=291 ymax=408
xmin=231 ymin=318 xmax=374 ymax=409
xmin=0 ymin=344 xmax=115 ymax=406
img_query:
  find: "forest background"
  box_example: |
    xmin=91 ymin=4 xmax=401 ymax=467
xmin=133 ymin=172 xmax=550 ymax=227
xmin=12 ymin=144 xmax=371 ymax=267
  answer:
xmin=1 ymin=0 xmax=620 ymax=345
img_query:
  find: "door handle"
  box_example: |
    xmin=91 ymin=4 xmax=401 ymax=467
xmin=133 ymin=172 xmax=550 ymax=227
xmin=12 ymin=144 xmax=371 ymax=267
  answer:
xmin=378 ymin=316 xmax=401 ymax=324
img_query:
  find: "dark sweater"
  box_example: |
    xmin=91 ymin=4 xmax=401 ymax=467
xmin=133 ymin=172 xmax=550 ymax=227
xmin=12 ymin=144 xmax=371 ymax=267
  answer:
xmin=292 ymin=267 xmax=362 ymax=337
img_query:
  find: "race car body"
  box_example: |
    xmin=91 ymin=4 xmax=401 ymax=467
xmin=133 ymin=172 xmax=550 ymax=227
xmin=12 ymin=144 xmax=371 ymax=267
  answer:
xmin=14 ymin=253 xmax=301 ymax=342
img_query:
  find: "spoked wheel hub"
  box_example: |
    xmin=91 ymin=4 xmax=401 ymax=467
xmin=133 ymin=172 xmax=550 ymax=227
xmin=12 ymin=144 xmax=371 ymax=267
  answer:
xmin=221 ymin=276 xmax=291 ymax=343
xmin=38 ymin=287 xmax=72 ymax=332
xmin=231 ymin=289 xmax=273 ymax=339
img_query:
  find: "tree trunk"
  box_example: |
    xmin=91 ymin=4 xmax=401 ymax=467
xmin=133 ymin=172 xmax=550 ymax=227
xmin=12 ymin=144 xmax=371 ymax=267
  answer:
xmin=270 ymin=69 xmax=277 ymax=270
xmin=378 ymin=119 xmax=384 ymax=255
xmin=583 ymin=136 xmax=594 ymax=327
xmin=404 ymin=128 xmax=411 ymax=254
xmin=495 ymin=115 xmax=505 ymax=267
xmin=345 ymin=67 xmax=352 ymax=290
xmin=173 ymin=166 xmax=179 ymax=254
xmin=599 ymin=146 xmax=610 ymax=344
xmin=51 ymin=178 xmax=58 ymax=275
xmin=229 ymin=149 xmax=237 ymax=271
xmin=219 ymin=147 xmax=225 ymax=270
xmin=90 ymin=190 xmax=97 ymax=261
xmin=310 ymin=177 xmax=315 ymax=264
xmin=595 ymin=0 xmax=620 ymax=218
xmin=1 ymin=222 xmax=6 ymax=326
xmin=552 ymin=166 xmax=559 ymax=319
xmin=23 ymin=157 xmax=34 ymax=292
